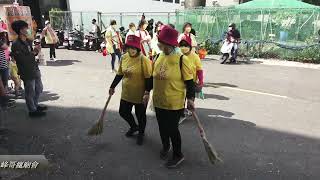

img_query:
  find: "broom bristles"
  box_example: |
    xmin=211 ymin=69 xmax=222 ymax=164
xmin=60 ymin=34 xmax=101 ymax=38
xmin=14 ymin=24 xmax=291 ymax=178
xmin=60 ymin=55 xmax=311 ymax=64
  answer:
xmin=87 ymin=96 xmax=111 ymax=136
xmin=202 ymin=137 xmax=223 ymax=164
xmin=88 ymin=120 xmax=104 ymax=136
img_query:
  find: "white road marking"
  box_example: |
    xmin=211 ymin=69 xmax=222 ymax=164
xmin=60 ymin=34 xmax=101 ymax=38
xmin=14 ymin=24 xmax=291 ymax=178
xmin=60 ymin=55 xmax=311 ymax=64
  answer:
xmin=216 ymin=86 xmax=289 ymax=99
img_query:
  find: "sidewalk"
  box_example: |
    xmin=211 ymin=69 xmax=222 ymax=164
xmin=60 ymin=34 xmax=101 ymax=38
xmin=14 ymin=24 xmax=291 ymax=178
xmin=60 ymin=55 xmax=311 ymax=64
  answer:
xmin=205 ymin=55 xmax=320 ymax=70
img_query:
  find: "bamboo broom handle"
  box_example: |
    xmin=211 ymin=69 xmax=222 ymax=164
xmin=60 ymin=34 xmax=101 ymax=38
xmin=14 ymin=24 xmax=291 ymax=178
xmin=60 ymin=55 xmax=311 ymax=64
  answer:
xmin=98 ymin=95 xmax=112 ymax=123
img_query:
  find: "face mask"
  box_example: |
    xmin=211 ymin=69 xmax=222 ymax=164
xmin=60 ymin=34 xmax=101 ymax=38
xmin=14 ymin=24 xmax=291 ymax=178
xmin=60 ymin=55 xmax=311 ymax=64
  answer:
xmin=128 ymin=48 xmax=138 ymax=57
xmin=228 ymin=27 xmax=233 ymax=31
xmin=180 ymin=46 xmax=191 ymax=54
xmin=21 ymin=28 xmax=31 ymax=37
xmin=185 ymin=27 xmax=192 ymax=33
xmin=27 ymin=29 xmax=32 ymax=37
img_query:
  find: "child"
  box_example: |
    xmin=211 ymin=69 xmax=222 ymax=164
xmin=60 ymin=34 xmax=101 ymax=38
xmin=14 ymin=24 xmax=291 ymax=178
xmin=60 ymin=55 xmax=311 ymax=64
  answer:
xmin=9 ymin=58 xmax=23 ymax=98
xmin=34 ymin=38 xmax=46 ymax=66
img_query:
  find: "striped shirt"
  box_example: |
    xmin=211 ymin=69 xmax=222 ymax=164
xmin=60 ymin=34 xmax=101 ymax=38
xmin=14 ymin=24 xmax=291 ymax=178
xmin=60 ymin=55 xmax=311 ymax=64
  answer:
xmin=0 ymin=41 xmax=8 ymax=70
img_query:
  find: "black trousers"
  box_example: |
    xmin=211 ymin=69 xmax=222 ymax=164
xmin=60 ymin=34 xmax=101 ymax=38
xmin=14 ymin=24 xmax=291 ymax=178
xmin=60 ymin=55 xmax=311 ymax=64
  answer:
xmin=111 ymin=45 xmax=122 ymax=70
xmin=94 ymin=38 xmax=100 ymax=51
xmin=119 ymin=99 xmax=147 ymax=134
xmin=155 ymin=107 xmax=183 ymax=157
xmin=49 ymin=44 xmax=56 ymax=58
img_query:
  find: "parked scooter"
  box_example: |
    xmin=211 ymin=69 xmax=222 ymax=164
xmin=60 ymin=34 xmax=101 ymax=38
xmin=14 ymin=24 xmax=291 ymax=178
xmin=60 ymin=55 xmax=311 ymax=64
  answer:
xmin=55 ymin=29 xmax=65 ymax=48
xmin=83 ymin=32 xmax=96 ymax=51
xmin=63 ymin=31 xmax=69 ymax=49
xmin=68 ymin=28 xmax=84 ymax=50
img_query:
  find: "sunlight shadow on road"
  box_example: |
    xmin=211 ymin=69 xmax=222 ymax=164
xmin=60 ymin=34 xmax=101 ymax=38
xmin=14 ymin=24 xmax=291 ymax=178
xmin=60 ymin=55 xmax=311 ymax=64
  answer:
xmin=2 ymin=103 xmax=320 ymax=180
xmin=46 ymin=60 xmax=81 ymax=67
xmin=203 ymin=93 xmax=230 ymax=100
xmin=204 ymin=82 xmax=238 ymax=89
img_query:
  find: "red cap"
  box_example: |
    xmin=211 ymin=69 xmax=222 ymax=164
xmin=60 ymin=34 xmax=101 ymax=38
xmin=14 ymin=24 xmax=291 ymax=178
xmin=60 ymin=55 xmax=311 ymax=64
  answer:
xmin=179 ymin=34 xmax=192 ymax=47
xmin=126 ymin=35 xmax=141 ymax=50
xmin=158 ymin=25 xmax=179 ymax=47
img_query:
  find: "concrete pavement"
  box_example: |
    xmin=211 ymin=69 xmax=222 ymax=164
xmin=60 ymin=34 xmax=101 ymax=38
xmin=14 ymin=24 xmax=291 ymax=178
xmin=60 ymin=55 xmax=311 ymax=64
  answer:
xmin=1 ymin=49 xmax=320 ymax=180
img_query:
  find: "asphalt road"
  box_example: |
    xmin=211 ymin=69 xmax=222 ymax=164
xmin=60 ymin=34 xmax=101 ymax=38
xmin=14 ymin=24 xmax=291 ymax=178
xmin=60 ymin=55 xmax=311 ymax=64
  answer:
xmin=1 ymin=48 xmax=319 ymax=180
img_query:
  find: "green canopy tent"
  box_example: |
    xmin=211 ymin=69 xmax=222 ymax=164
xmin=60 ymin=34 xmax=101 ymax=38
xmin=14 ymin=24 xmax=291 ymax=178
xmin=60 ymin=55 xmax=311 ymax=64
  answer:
xmin=235 ymin=0 xmax=319 ymax=9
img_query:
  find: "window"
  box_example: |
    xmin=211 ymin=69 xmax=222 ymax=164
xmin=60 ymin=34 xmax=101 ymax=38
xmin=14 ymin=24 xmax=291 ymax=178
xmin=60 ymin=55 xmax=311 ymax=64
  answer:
xmin=175 ymin=0 xmax=180 ymax=3
xmin=163 ymin=0 xmax=173 ymax=2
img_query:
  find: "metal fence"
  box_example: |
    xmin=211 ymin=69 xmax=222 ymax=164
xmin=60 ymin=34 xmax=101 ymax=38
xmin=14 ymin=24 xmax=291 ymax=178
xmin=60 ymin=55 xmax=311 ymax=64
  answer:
xmin=49 ymin=11 xmax=176 ymax=33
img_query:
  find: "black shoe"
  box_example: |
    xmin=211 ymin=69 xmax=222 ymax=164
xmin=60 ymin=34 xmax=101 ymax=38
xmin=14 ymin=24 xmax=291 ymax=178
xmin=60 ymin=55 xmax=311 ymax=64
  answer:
xmin=160 ymin=146 xmax=171 ymax=160
xmin=29 ymin=110 xmax=46 ymax=118
xmin=37 ymin=105 xmax=48 ymax=111
xmin=125 ymin=127 xmax=138 ymax=137
xmin=136 ymin=134 xmax=144 ymax=146
xmin=165 ymin=154 xmax=185 ymax=169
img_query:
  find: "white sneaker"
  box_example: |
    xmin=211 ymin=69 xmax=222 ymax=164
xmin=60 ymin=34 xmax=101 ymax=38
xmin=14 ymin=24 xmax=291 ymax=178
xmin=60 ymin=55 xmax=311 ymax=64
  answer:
xmin=53 ymin=58 xmax=58 ymax=61
xmin=50 ymin=58 xmax=54 ymax=61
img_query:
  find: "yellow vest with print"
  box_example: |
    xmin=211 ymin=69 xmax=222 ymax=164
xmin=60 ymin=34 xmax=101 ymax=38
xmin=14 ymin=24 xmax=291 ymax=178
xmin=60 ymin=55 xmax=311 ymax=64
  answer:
xmin=117 ymin=53 xmax=152 ymax=104
xmin=186 ymin=52 xmax=203 ymax=82
xmin=153 ymin=53 xmax=194 ymax=110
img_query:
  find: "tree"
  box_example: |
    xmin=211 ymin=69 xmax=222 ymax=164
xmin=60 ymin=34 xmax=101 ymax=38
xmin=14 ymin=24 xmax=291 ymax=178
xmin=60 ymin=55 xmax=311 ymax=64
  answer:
xmin=240 ymin=0 xmax=320 ymax=6
xmin=303 ymin=0 xmax=320 ymax=6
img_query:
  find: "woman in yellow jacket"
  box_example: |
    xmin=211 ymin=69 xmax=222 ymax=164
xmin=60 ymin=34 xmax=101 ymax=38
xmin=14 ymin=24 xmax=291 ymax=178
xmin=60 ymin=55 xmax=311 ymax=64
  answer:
xmin=178 ymin=35 xmax=204 ymax=124
xmin=143 ymin=25 xmax=195 ymax=168
xmin=109 ymin=35 xmax=152 ymax=145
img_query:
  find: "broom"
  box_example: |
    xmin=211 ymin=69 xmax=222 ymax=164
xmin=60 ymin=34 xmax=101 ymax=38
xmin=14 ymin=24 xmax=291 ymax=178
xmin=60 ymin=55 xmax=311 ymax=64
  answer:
xmin=88 ymin=95 xmax=112 ymax=136
xmin=192 ymin=111 xmax=223 ymax=164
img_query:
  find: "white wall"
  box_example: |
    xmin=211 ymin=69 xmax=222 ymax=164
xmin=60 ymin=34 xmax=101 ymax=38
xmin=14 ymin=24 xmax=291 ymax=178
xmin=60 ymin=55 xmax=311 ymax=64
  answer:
xmin=206 ymin=0 xmax=238 ymax=7
xmin=68 ymin=0 xmax=183 ymax=12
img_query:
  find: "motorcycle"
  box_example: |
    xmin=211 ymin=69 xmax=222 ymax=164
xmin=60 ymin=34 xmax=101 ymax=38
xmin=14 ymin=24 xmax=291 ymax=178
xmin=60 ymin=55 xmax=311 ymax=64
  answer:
xmin=55 ymin=29 xmax=65 ymax=48
xmin=63 ymin=31 xmax=69 ymax=49
xmin=68 ymin=29 xmax=84 ymax=50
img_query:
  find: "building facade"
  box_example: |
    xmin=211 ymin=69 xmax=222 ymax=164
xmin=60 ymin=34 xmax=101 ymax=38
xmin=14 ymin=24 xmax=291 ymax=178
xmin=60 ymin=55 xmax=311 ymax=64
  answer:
xmin=68 ymin=0 xmax=183 ymax=12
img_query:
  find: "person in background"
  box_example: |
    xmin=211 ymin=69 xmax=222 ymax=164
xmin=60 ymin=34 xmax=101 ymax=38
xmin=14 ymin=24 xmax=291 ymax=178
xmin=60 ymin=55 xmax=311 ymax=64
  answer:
xmin=151 ymin=21 xmax=164 ymax=60
xmin=42 ymin=20 xmax=58 ymax=61
xmin=91 ymin=19 xmax=101 ymax=52
xmin=109 ymin=35 xmax=152 ymax=145
xmin=141 ymin=13 xmax=146 ymax=21
xmin=9 ymin=58 xmax=22 ymax=98
xmin=11 ymin=20 xmax=47 ymax=118
xmin=32 ymin=17 xmax=38 ymax=39
xmin=125 ymin=23 xmax=136 ymax=43
xmin=0 ymin=19 xmax=7 ymax=30
xmin=178 ymin=22 xmax=198 ymax=52
xmin=0 ymin=74 xmax=15 ymax=109
xmin=227 ymin=23 xmax=241 ymax=64
xmin=0 ymin=32 xmax=9 ymax=93
xmin=135 ymin=20 xmax=152 ymax=59
xmin=146 ymin=19 xmax=154 ymax=38
xmin=178 ymin=35 xmax=204 ymax=124
xmin=168 ymin=24 xmax=176 ymax=29
xmin=143 ymin=25 xmax=195 ymax=168
xmin=106 ymin=20 xmax=123 ymax=73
